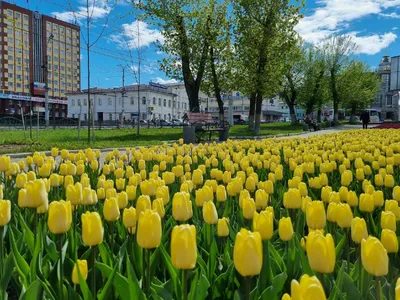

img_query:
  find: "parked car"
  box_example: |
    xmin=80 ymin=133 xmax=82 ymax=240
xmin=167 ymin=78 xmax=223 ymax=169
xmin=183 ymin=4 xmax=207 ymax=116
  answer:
xmin=171 ymin=119 xmax=184 ymax=126
xmin=159 ymin=119 xmax=172 ymax=126
xmin=233 ymin=114 xmax=248 ymax=125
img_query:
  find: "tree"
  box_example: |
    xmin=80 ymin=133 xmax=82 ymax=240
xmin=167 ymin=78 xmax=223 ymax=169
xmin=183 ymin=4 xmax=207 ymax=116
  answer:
xmin=233 ymin=0 xmax=303 ymax=134
xmin=339 ymin=60 xmax=380 ymax=123
xmin=323 ymin=35 xmax=356 ymax=124
xmin=142 ymin=0 xmax=214 ymax=113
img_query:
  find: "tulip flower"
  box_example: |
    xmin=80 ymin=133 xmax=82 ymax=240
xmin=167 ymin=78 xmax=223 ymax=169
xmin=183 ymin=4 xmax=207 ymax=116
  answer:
xmin=192 ymin=169 xmax=203 ymax=186
xmin=255 ymin=189 xmax=269 ymax=210
xmin=279 ymin=217 xmax=294 ymax=241
xmin=361 ymin=236 xmax=388 ymax=276
xmin=375 ymin=174 xmax=384 ymax=186
xmin=48 ymin=200 xmax=72 ymax=234
xmin=216 ymin=185 xmax=227 ymax=202
xmin=233 ymin=229 xmax=262 ymax=276
xmin=82 ymin=187 xmax=94 ymax=205
xmin=72 ymin=260 xmax=88 ymax=285
xmin=136 ymin=195 xmax=152 ymax=216
xmin=137 ymin=209 xmax=162 ymax=249
xmin=290 ymin=274 xmax=326 ymax=300
xmin=335 ymin=203 xmax=353 ymax=229
xmin=319 ymin=173 xmax=328 ymax=187
xmin=253 ymin=210 xmax=273 ymax=240
xmin=123 ymin=207 xmax=137 ymax=233
xmin=372 ymin=190 xmax=384 ymax=207
xmin=239 ymin=190 xmax=250 ymax=208
xmin=217 ymin=218 xmax=229 ymax=237
xmin=0 ymin=156 xmax=10 ymax=172
xmin=195 ymin=188 xmax=208 ymax=207
xmin=242 ymin=197 xmax=256 ymax=220
xmin=203 ymin=201 xmax=218 ymax=225
xmin=152 ymin=198 xmax=165 ymax=218
xmin=104 ymin=198 xmax=120 ymax=222
xmin=321 ymin=186 xmax=332 ymax=203
xmin=347 ymin=191 xmax=359 ymax=207
xmin=171 ymin=225 xmax=197 ymax=269
xmin=156 ymin=186 xmax=169 ymax=205
xmin=162 ymin=172 xmax=175 ymax=185
xmin=341 ymin=170 xmax=352 ymax=186
xmin=172 ymin=192 xmax=193 ymax=222
xmin=385 ymin=200 xmax=400 ymax=220
xmin=327 ymin=202 xmax=338 ymax=223
xmin=381 ymin=211 xmax=396 ymax=232
xmin=18 ymin=179 xmax=48 ymax=208
xmin=356 ymin=168 xmax=364 ymax=181
xmin=298 ymin=182 xmax=308 ymax=197
xmin=359 ymin=193 xmax=374 ymax=213
xmin=384 ymin=174 xmax=395 ymax=188
xmin=117 ymin=192 xmax=128 ymax=210
xmin=82 ymin=212 xmax=103 ymax=246
xmin=306 ymin=201 xmax=326 ymax=230
xmin=381 ymin=229 xmax=398 ymax=253
xmin=283 ymin=188 xmax=301 ymax=209
xmin=245 ymin=176 xmax=256 ymax=192
xmin=125 ymin=185 xmax=137 ymax=201
xmin=0 ymin=200 xmax=11 ymax=226
xmin=306 ymin=230 xmax=335 ymax=273
xmin=66 ymin=183 xmax=82 ymax=206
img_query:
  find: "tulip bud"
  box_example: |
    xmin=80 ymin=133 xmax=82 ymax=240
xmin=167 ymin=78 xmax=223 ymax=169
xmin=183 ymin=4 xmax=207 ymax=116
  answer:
xmin=72 ymin=260 xmax=88 ymax=285
xmin=319 ymin=173 xmax=328 ymax=187
xmin=372 ymin=190 xmax=384 ymax=207
xmin=359 ymin=193 xmax=374 ymax=213
xmin=82 ymin=212 xmax=103 ymax=246
xmin=16 ymin=173 xmax=27 ymax=189
xmin=341 ymin=170 xmax=352 ymax=187
xmin=385 ymin=200 xmax=400 ymax=220
xmin=361 ymin=236 xmax=388 ymax=276
xmin=104 ymin=197 xmax=120 ymax=222
xmin=217 ymin=218 xmax=229 ymax=237
xmin=306 ymin=201 xmax=326 ymax=230
xmin=327 ymin=202 xmax=338 ymax=223
xmin=351 ymin=217 xmax=368 ymax=244
xmin=242 ymin=197 xmax=256 ymax=220
xmin=375 ymin=174 xmax=384 ymax=186
xmin=335 ymin=203 xmax=353 ymax=228
xmin=381 ymin=211 xmax=396 ymax=232
xmin=0 ymin=200 xmax=11 ymax=226
xmin=123 ymin=207 xmax=137 ymax=233
xmin=117 ymin=192 xmax=128 ymax=210
xmin=216 ymin=185 xmax=227 ymax=202
xmin=233 ymin=229 xmax=262 ymax=276
xmin=172 ymin=192 xmax=193 ymax=222
xmin=321 ymin=186 xmax=332 ymax=203
xmin=283 ymin=188 xmax=301 ymax=209
xmin=255 ymin=189 xmax=269 ymax=210
xmin=306 ymin=231 xmax=335 ymax=273
xmin=18 ymin=179 xmax=48 ymax=208
xmin=171 ymin=225 xmax=197 ymax=269
xmin=253 ymin=210 xmax=273 ymax=240
xmin=137 ymin=210 xmax=162 ymax=249
xmin=279 ymin=217 xmax=294 ymax=241
xmin=290 ymin=274 xmax=326 ymax=300
xmin=152 ymin=198 xmax=165 ymax=218
xmin=385 ymin=174 xmax=395 ymax=188
xmin=356 ymin=168 xmax=364 ymax=181
xmin=381 ymin=229 xmax=398 ymax=253
xmin=203 ymin=201 xmax=218 ymax=225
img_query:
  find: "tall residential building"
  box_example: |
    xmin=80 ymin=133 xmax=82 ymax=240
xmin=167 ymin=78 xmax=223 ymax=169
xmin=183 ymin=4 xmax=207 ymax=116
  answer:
xmin=0 ymin=1 xmax=80 ymax=118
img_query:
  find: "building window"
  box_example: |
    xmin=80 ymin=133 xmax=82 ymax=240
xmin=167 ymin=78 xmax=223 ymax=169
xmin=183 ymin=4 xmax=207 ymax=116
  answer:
xmin=130 ymin=97 xmax=134 ymax=105
xmin=168 ymin=100 xmax=171 ymax=107
xmin=153 ymin=97 xmax=156 ymax=105
xmin=98 ymin=98 xmax=102 ymax=106
xmin=15 ymin=13 xmax=21 ymax=19
xmin=108 ymin=98 xmax=112 ymax=106
xmin=142 ymin=97 xmax=146 ymax=105
xmin=8 ymin=64 xmax=13 ymax=70
xmin=84 ymin=114 xmax=87 ymax=120
xmin=173 ymin=101 xmax=176 ymax=108
xmin=109 ymin=114 xmax=112 ymax=120
xmin=8 ymin=82 xmax=13 ymax=87
xmin=78 ymin=99 xmax=81 ymax=106
xmin=177 ymin=102 xmax=180 ymax=109
xmin=164 ymin=114 xmax=166 ymax=120
xmin=72 ymin=99 xmax=75 ymax=106
xmin=158 ymin=98 xmax=161 ymax=106
xmin=24 ymin=15 xmax=29 ymax=21
xmin=72 ymin=114 xmax=75 ymax=118
xmin=83 ymin=99 xmax=87 ymax=106
xmin=163 ymin=99 xmax=166 ymax=107
xmin=7 ymin=10 xmax=12 ymax=16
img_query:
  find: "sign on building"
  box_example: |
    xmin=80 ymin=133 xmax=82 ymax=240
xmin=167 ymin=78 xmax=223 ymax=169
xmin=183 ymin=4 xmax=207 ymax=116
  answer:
xmin=391 ymin=56 xmax=400 ymax=91
xmin=33 ymin=82 xmax=46 ymax=96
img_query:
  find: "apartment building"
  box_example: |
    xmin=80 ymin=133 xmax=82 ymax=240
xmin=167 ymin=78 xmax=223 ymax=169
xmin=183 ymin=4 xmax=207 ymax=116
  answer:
xmin=0 ymin=1 xmax=80 ymax=118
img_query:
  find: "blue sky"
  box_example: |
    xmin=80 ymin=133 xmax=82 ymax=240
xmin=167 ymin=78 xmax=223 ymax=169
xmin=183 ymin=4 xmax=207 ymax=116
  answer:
xmin=8 ymin=0 xmax=400 ymax=89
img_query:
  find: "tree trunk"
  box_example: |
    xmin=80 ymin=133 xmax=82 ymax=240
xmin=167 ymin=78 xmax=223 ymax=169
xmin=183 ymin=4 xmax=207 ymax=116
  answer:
xmin=317 ymin=108 xmax=322 ymax=123
xmin=350 ymin=105 xmax=357 ymax=124
xmin=248 ymin=93 xmax=256 ymax=130
xmin=210 ymin=46 xmax=224 ymax=125
xmin=306 ymin=102 xmax=314 ymax=115
xmin=254 ymin=92 xmax=263 ymax=135
xmin=330 ymin=68 xmax=340 ymax=125
xmin=288 ymin=103 xmax=297 ymax=124
xmin=284 ymin=74 xmax=298 ymax=125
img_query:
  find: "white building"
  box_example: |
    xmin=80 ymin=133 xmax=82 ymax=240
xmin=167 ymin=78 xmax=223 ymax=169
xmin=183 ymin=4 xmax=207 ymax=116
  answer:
xmin=67 ymin=82 xmax=190 ymax=122
xmin=200 ymin=91 xmax=305 ymax=122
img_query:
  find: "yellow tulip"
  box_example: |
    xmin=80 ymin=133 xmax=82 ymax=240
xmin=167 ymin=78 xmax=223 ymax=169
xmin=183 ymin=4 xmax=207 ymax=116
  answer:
xmin=172 ymin=192 xmax=193 ymax=222
xmin=26 ymin=156 xmax=33 ymax=166
xmin=341 ymin=170 xmax=352 ymax=187
xmin=117 ymin=192 xmax=128 ymax=210
xmin=114 ymin=168 xmax=125 ymax=179
xmin=126 ymin=185 xmax=137 ymax=201
xmin=327 ymin=202 xmax=338 ymax=223
xmin=381 ymin=229 xmax=399 ymax=253
xmin=372 ymin=190 xmax=384 ymax=207
xmin=136 ymin=195 xmax=152 ymax=216
xmin=385 ymin=174 xmax=395 ymax=188
xmin=359 ymin=193 xmax=374 ymax=213
xmin=233 ymin=229 xmax=262 ymax=276
xmin=283 ymin=188 xmax=301 ymax=209
xmin=361 ymin=236 xmax=388 ymax=276
xmin=279 ymin=217 xmax=294 ymax=241
xmin=81 ymin=212 xmax=103 ymax=246
xmin=48 ymin=200 xmax=72 ymax=234
xmin=0 ymin=156 xmax=10 ymax=172
xmin=245 ymin=176 xmax=256 ymax=192
xmin=116 ymin=178 xmax=125 ymax=191
xmin=162 ymin=172 xmax=175 ymax=185
xmin=381 ymin=211 xmax=396 ymax=232
xmin=38 ymin=163 xmax=52 ymax=178
xmin=123 ymin=207 xmax=137 ymax=233
xmin=351 ymin=217 xmax=368 ymax=244
xmin=217 ymin=218 xmax=229 ymax=237
xmin=16 ymin=173 xmax=27 ymax=188
xmin=0 ymin=200 xmax=11 ymax=226
xmin=140 ymin=180 xmax=156 ymax=196
xmin=64 ymin=175 xmax=74 ymax=188
xmin=253 ymin=210 xmax=273 ymax=240
xmin=301 ymin=196 xmax=312 ymax=213
xmin=255 ymin=189 xmax=269 ymax=210
xmin=290 ymin=274 xmax=326 ymax=300
xmin=152 ymin=198 xmax=165 ymax=218
xmin=242 ymin=197 xmax=256 ymax=220
xmin=319 ymin=173 xmax=328 ymax=187
xmin=27 ymin=171 xmax=36 ymax=182
xmin=67 ymin=162 xmax=76 ymax=176
xmin=321 ymin=186 xmax=332 ymax=203
xmin=155 ymin=186 xmax=168 ymax=205
xmin=82 ymin=187 xmax=94 ymax=205
xmin=306 ymin=230 xmax=335 ymax=273
xmin=306 ymin=201 xmax=326 ymax=230
xmin=72 ymin=260 xmax=88 ymax=285
xmin=216 ymin=185 xmax=227 ymax=202
xmin=347 ymin=191 xmax=359 ymax=207
xmin=274 ymin=167 xmax=283 ymax=181
xmin=375 ymin=174 xmax=384 ymax=186
xmin=137 ymin=209 xmax=162 ymax=249
xmin=171 ymin=224 xmax=197 ymax=269
xmin=298 ymin=182 xmax=308 ymax=197
xmin=356 ymin=168 xmax=364 ymax=181
xmin=66 ymin=183 xmax=82 ymax=206
xmin=192 ymin=169 xmax=203 ymax=186
xmin=203 ymin=201 xmax=218 ymax=225
xmin=335 ymin=203 xmax=353 ymax=228
xmin=18 ymin=179 xmax=48 ymax=208
xmin=385 ymin=200 xmax=400 ymax=220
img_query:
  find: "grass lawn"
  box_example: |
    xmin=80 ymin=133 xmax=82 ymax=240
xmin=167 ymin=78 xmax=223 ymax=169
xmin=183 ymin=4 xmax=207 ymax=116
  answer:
xmin=0 ymin=122 xmax=302 ymax=154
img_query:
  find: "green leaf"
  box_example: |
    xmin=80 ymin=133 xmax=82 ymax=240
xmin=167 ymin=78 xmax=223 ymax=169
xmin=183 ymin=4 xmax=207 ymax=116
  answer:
xmin=0 ymin=253 xmax=15 ymax=294
xmin=212 ymin=263 xmax=234 ymax=299
xmin=342 ymin=272 xmax=362 ymax=299
xmin=258 ymin=240 xmax=273 ymax=294
xmin=98 ymin=243 xmax=113 ymax=267
xmin=151 ymin=282 xmax=174 ymax=300
xmin=335 ymin=234 xmax=346 ymax=259
xmin=160 ymin=243 xmax=181 ymax=299
xmin=188 ymin=270 xmax=210 ymax=300
xmin=207 ymin=239 xmax=218 ymax=283
xmin=294 ymin=236 xmax=313 ymax=276
xmin=77 ymin=257 xmax=93 ymax=300
xmin=9 ymin=227 xmax=29 ymax=287
xmin=19 ymin=279 xmax=43 ymax=300
xmin=96 ymin=262 xmax=131 ymax=300
xmin=269 ymin=241 xmax=286 ymax=274
xmin=45 ymin=236 xmax=59 ymax=262
xmin=97 ymin=262 xmax=118 ymax=300
xmin=126 ymin=254 xmax=146 ymax=300
xmin=30 ymin=218 xmax=43 ymax=283
xmin=18 ymin=214 xmax=35 ymax=254
xmin=328 ymin=263 xmax=345 ymax=300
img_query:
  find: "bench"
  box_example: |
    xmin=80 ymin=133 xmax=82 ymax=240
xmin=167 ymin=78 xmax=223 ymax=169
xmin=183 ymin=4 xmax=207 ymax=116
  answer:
xmin=187 ymin=112 xmax=229 ymax=142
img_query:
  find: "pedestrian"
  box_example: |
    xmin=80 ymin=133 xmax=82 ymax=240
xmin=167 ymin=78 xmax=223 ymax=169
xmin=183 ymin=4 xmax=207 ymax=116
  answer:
xmin=360 ymin=110 xmax=370 ymax=129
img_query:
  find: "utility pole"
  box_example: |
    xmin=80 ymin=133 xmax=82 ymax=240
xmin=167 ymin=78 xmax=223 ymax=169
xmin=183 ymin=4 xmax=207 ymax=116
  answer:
xmin=87 ymin=0 xmax=91 ymax=143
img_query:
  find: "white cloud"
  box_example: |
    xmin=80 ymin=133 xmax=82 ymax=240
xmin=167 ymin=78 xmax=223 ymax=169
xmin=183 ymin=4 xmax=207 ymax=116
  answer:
xmin=111 ymin=21 xmax=164 ymax=49
xmin=393 ymin=27 xmax=399 ymax=30
xmin=153 ymin=77 xmax=178 ymax=85
xmin=351 ymin=32 xmax=398 ymax=54
xmin=380 ymin=12 xmax=400 ymax=18
xmin=52 ymin=0 xmax=111 ymax=23
xmin=296 ymin=0 xmax=400 ymax=54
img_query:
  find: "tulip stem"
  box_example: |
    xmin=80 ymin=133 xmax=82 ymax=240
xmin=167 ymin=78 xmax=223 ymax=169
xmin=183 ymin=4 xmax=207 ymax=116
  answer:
xmin=59 ymin=234 xmax=64 ymax=300
xmin=375 ymin=277 xmax=381 ymax=300
xmin=91 ymin=246 xmax=96 ymax=298
xmin=110 ymin=221 xmax=115 ymax=254
xmin=245 ymin=276 xmax=251 ymax=300
xmin=3 ymin=172 xmax=6 ymax=199
xmin=346 ymin=228 xmax=350 ymax=273
xmin=0 ymin=226 xmax=4 ymax=279
xmin=146 ymin=249 xmax=151 ymax=296
xmin=183 ymin=269 xmax=188 ymax=300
